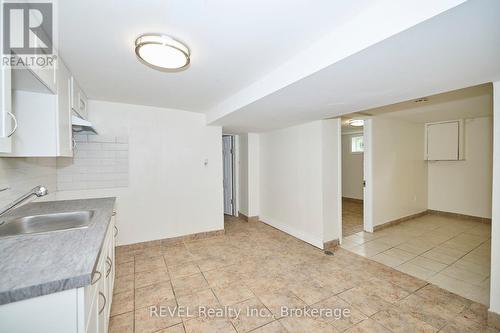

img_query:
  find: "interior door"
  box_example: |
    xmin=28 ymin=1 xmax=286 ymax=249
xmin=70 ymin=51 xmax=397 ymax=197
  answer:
xmin=222 ymin=135 xmax=233 ymax=215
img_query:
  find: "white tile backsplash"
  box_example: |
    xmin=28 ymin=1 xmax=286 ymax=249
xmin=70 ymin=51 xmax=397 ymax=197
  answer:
xmin=56 ymin=135 xmax=129 ymax=191
xmin=0 ymin=135 xmax=129 ymax=208
xmin=0 ymin=158 xmax=57 ymax=208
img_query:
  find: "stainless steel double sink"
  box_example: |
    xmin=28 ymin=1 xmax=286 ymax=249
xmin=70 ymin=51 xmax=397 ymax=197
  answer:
xmin=0 ymin=210 xmax=95 ymax=238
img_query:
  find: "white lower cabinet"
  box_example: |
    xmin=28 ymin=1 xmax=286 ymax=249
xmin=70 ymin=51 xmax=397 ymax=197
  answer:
xmin=82 ymin=216 xmax=116 ymax=333
xmin=0 ymin=217 xmax=116 ymax=333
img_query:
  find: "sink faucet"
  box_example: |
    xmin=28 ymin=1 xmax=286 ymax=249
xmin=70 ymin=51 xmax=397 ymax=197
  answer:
xmin=0 ymin=186 xmax=49 ymax=217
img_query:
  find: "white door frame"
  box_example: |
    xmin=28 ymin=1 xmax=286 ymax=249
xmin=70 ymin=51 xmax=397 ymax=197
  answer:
xmin=232 ymin=135 xmax=240 ymax=216
xmin=222 ymin=134 xmax=238 ymax=216
xmin=338 ymin=118 xmax=374 ymax=243
xmin=336 ymin=119 xmax=343 ymax=245
xmin=363 ymin=119 xmax=374 ymax=232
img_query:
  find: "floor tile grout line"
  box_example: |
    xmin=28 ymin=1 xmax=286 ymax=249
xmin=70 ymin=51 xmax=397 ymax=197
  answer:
xmin=342 ymin=245 xmax=486 ymax=305
xmin=342 ymin=218 xmax=491 ymax=301
xmin=111 ymin=216 xmax=491 ymax=332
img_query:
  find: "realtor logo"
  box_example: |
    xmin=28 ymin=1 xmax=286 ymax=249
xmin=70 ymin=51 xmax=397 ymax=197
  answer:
xmin=2 ymin=1 xmax=56 ymax=68
xmin=3 ymin=2 xmax=53 ymax=54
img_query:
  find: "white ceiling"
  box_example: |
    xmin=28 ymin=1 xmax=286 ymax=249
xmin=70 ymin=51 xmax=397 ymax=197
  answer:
xmin=340 ymin=83 xmax=492 ymax=133
xmin=213 ymin=0 xmax=500 ymax=132
xmin=58 ymin=0 xmax=372 ymax=112
xmin=372 ymin=84 xmax=492 ymax=123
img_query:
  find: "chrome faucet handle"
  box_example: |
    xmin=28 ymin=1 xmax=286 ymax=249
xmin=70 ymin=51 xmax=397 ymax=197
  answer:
xmin=0 ymin=185 xmax=49 ymax=217
xmin=0 ymin=187 xmax=10 ymax=192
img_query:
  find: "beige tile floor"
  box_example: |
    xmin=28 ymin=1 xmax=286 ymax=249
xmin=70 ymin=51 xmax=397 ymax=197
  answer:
xmin=341 ymin=213 xmax=491 ymax=305
xmin=341 ymin=199 xmax=363 ymax=237
xmin=110 ymin=215 xmax=498 ymax=333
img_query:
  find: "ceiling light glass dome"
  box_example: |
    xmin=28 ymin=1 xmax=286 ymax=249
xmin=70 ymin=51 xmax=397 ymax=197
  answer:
xmin=135 ymin=34 xmax=190 ymax=71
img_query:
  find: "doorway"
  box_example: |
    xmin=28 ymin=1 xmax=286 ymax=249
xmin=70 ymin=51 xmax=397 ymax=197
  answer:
xmin=341 ymin=122 xmax=364 ymax=236
xmin=339 ymin=117 xmax=373 ymax=237
xmin=222 ymin=135 xmax=235 ymax=215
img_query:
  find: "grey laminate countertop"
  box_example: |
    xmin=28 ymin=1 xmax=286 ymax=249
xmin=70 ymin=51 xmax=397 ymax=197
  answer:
xmin=0 ymin=197 xmax=116 ymax=305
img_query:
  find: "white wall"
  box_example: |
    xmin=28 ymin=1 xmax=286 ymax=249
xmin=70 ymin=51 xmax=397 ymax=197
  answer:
xmin=428 ymin=117 xmax=493 ymax=218
xmin=247 ymin=134 xmax=260 ymax=217
xmin=342 ymin=132 xmax=364 ymax=200
xmin=238 ymin=133 xmax=260 ymax=218
xmin=238 ymin=134 xmax=249 ymax=216
xmin=259 ymin=120 xmax=340 ymax=248
xmin=322 ymin=119 xmax=342 ymax=243
xmin=490 ymin=81 xmax=500 ymax=315
xmin=259 ymin=121 xmax=324 ymax=247
xmin=372 ymin=117 xmax=428 ymax=227
xmin=56 ymin=100 xmax=223 ymax=246
xmin=0 ymin=158 xmax=57 ymax=208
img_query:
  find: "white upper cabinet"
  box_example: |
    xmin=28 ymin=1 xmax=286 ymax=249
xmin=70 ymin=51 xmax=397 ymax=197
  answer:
xmin=71 ymin=76 xmax=88 ymax=119
xmin=0 ymin=60 xmax=13 ymax=153
xmin=56 ymin=60 xmax=73 ymax=157
xmin=1 ymin=58 xmax=76 ymax=157
xmin=6 ymin=4 xmax=57 ymax=94
xmin=25 ymin=65 xmax=57 ymax=94
xmin=425 ymin=120 xmax=464 ymax=161
xmin=0 ymin=1 xmax=87 ymax=157
xmin=0 ymin=3 xmax=13 ymax=153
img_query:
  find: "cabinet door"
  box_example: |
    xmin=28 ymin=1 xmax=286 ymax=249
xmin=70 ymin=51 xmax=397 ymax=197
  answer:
xmin=0 ymin=2 xmax=13 ymax=153
xmin=85 ymin=291 xmax=99 ymax=333
xmin=97 ymin=256 xmax=107 ymax=333
xmin=28 ymin=67 xmax=56 ymax=94
xmin=77 ymin=90 xmax=88 ymax=119
xmin=111 ymin=213 xmax=116 ymax=290
xmin=426 ymin=121 xmax=459 ymax=160
xmin=70 ymin=77 xmax=88 ymax=119
xmin=104 ymin=244 xmax=112 ymax=322
xmin=56 ymin=60 xmax=73 ymax=156
xmin=0 ymin=65 xmax=12 ymax=153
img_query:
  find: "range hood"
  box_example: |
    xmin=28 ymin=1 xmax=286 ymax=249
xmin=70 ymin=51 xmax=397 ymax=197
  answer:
xmin=72 ymin=115 xmax=98 ymax=134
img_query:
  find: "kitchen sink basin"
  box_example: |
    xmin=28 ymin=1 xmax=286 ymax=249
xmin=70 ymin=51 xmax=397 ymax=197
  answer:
xmin=0 ymin=210 xmax=95 ymax=238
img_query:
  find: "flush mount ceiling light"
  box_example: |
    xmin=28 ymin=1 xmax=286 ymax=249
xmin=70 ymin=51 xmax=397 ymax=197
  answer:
xmin=348 ymin=119 xmax=364 ymax=127
xmin=134 ymin=34 xmax=190 ymax=71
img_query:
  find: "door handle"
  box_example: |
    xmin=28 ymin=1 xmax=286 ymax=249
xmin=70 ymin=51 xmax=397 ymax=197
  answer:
xmin=106 ymin=257 xmax=112 ymax=277
xmin=7 ymin=112 xmax=18 ymax=137
xmin=98 ymin=292 xmax=106 ymax=314
xmin=91 ymin=271 xmax=101 ymax=285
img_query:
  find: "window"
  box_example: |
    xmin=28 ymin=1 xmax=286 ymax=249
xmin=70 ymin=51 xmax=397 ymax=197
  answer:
xmin=351 ymin=135 xmax=364 ymax=153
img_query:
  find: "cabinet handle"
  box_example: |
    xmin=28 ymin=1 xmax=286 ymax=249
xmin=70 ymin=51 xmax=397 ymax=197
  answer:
xmin=7 ymin=112 xmax=18 ymax=138
xmin=114 ymin=225 xmax=118 ymax=237
xmin=72 ymin=137 xmax=76 ymax=150
xmin=106 ymin=256 xmax=112 ymax=277
xmin=98 ymin=292 xmax=106 ymax=315
xmin=91 ymin=270 xmax=101 ymax=285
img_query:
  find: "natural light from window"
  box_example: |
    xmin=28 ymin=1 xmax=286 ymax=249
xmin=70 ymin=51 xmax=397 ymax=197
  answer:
xmin=351 ymin=135 xmax=364 ymax=153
